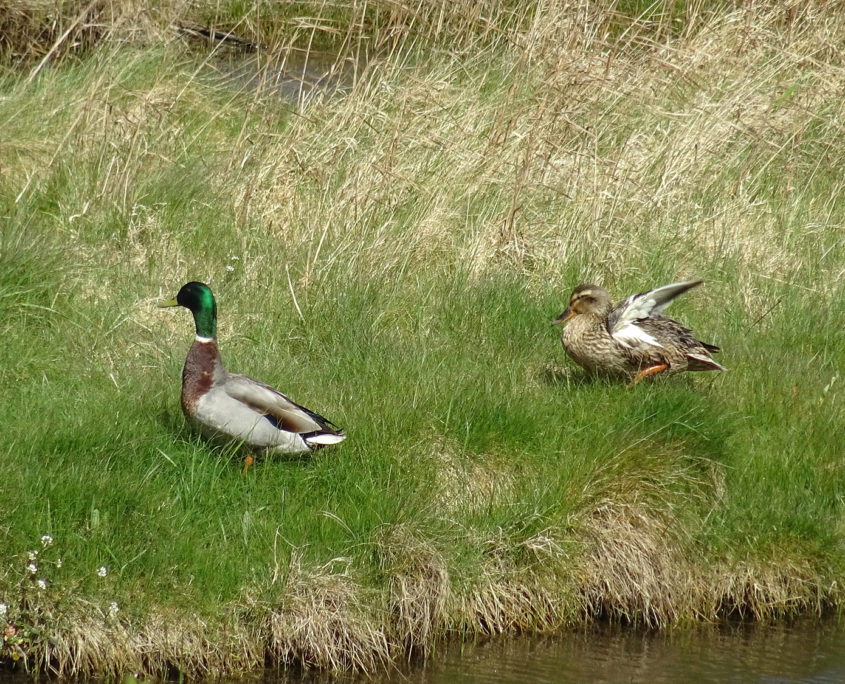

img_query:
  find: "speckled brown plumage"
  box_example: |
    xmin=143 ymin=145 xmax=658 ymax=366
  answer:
xmin=553 ymin=280 xmax=725 ymax=383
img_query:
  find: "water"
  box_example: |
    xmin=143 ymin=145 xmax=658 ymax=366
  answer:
xmin=180 ymin=22 xmax=357 ymax=104
xmin=207 ymin=51 xmax=357 ymax=104
xmin=396 ymin=620 xmax=845 ymax=684
xmin=264 ymin=619 xmax=845 ymax=683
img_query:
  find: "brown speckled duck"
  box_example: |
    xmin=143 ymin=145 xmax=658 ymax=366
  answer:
xmin=553 ymin=280 xmax=725 ymax=384
xmin=160 ymin=282 xmax=345 ymax=461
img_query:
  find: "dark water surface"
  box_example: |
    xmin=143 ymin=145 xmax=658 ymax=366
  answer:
xmin=405 ymin=620 xmax=845 ymax=683
xmin=209 ymin=52 xmax=356 ymax=104
xmin=271 ymin=619 xmax=845 ymax=684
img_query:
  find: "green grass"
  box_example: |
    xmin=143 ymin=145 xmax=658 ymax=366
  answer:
xmin=1 ymin=0 xmax=843 ymax=676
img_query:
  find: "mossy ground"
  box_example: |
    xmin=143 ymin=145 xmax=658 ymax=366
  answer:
xmin=0 ymin=0 xmax=843 ymax=677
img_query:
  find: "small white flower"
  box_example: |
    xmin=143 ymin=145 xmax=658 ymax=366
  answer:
xmin=108 ymin=601 xmax=119 ymax=617
xmin=41 ymin=535 xmax=53 ymax=548
xmin=37 ymin=579 xmax=47 ymax=590
xmin=27 ymin=550 xmax=38 ymax=561
xmin=97 ymin=566 xmax=108 ymax=577
xmin=226 ymin=264 xmax=235 ymax=272
xmin=26 ymin=563 xmax=38 ymax=575
xmin=0 ymin=602 xmax=7 ymax=616
xmin=56 ymin=558 xmax=63 ymax=568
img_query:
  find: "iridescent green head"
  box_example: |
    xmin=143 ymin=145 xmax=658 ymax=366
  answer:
xmin=160 ymin=281 xmax=217 ymax=339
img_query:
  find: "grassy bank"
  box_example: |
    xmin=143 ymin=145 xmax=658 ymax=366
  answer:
xmin=1 ymin=0 xmax=843 ymax=676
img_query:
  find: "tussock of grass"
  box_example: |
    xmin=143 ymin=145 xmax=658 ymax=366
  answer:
xmin=577 ymin=501 xmax=690 ymax=627
xmin=263 ymin=556 xmax=390 ymax=673
xmin=378 ymin=525 xmax=449 ymax=658
xmin=459 ymin=578 xmax=565 ymax=636
xmin=1 ymin=0 xmax=843 ymax=677
xmin=708 ymin=560 xmax=834 ymax=622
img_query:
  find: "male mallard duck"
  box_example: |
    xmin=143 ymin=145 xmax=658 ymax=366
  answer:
xmin=160 ymin=282 xmax=346 ymax=461
xmin=552 ymin=280 xmax=725 ymax=384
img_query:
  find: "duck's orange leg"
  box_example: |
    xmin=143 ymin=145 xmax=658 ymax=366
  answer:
xmin=242 ymin=455 xmax=254 ymax=476
xmin=630 ymin=363 xmax=668 ymax=386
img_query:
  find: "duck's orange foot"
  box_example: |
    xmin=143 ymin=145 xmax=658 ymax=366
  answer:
xmin=629 ymin=363 xmax=668 ymax=386
xmin=242 ymin=455 xmax=254 ymax=476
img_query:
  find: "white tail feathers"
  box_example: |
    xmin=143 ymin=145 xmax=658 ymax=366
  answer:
xmin=305 ymin=433 xmax=347 ymax=446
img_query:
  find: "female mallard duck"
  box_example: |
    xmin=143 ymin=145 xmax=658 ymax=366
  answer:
xmin=160 ymin=282 xmax=346 ymax=460
xmin=552 ymin=280 xmax=725 ymax=384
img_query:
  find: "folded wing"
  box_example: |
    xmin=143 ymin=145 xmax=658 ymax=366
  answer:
xmin=223 ymin=373 xmax=344 ymax=438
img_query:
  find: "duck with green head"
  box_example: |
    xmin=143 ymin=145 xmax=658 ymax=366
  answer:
xmin=160 ymin=282 xmax=346 ymax=460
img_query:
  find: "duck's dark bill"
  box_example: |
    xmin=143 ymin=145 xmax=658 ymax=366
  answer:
xmin=552 ymin=309 xmax=574 ymax=325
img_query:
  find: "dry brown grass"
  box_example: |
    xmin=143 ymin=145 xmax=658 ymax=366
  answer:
xmin=706 ymin=559 xmax=835 ymax=621
xmin=378 ymin=524 xmax=449 ymax=658
xmin=220 ymin=1 xmax=845 ymax=306
xmin=458 ymin=578 xmax=566 ymax=635
xmin=262 ymin=553 xmax=390 ymax=672
xmin=454 ymin=526 xmax=573 ymax=635
xmin=576 ymin=501 xmax=692 ymax=627
xmin=568 ymin=445 xmax=714 ymax=627
xmin=5 ymin=2 xmax=842 ymax=299
xmin=17 ymin=598 xmax=264 ymax=677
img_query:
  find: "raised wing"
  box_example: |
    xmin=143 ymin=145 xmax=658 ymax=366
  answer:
xmin=608 ymin=280 xmax=703 ymax=335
